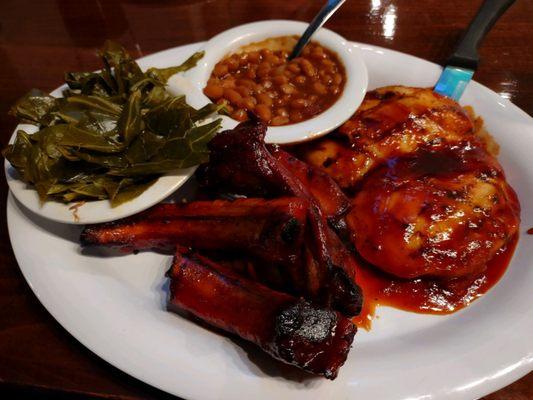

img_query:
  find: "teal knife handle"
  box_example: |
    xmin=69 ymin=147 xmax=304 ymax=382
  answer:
xmin=448 ymin=0 xmax=515 ymax=70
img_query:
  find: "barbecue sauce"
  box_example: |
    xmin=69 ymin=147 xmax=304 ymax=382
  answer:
xmin=353 ymin=235 xmax=518 ymax=330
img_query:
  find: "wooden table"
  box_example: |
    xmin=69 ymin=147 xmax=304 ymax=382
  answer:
xmin=0 ymin=0 xmax=531 ymax=398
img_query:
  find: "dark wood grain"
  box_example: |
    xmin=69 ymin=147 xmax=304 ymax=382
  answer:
xmin=0 ymin=0 xmax=531 ymax=398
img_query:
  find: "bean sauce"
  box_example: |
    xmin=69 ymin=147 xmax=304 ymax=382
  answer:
xmin=203 ymin=36 xmax=346 ymax=126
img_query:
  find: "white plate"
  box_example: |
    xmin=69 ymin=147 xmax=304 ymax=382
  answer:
xmin=7 ymin=42 xmax=533 ymax=400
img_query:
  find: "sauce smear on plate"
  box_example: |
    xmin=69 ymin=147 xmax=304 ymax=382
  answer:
xmin=353 ymin=235 xmax=518 ymax=330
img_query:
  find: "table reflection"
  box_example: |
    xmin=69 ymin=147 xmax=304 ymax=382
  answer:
xmin=368 ymin=0 xmax=397 ymax=41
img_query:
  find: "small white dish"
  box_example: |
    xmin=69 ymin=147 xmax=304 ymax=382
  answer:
xmin=4 ymin=51 xmax=202 ymax=225
xmin=4 ymin=158 xmax=194 ymax=226
xmin=168 ymin=20 xmax=368 ymax=144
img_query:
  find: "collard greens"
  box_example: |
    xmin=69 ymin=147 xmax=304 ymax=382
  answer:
xmin=3 ymin=41 xmax=221 ymax=207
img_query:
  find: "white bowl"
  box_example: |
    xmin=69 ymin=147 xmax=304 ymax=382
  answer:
xmin=168 ymin=20 xmax=368 ymax=144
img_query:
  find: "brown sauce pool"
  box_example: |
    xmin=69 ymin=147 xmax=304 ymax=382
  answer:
xmin=353 ymin=235 xmax=518 ymax=330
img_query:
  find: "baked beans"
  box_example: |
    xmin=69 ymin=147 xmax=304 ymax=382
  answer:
xmin=203 ymin=36 xmax=346 ymax=126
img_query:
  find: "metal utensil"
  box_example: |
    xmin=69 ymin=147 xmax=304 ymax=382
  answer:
xmin=288 ymin=0 xmax=347 ymax=60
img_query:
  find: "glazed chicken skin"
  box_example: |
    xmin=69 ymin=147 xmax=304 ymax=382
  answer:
xmin=299 ymin=86 xmax=483 ymax=190
xmin=298 ymin=86 xmax=520 ymax=280
xmin=348 ymin=147 xmax=520 ymax=279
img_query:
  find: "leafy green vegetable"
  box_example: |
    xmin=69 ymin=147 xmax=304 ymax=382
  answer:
xmin=146 ymin=51 xmax=204 ymax=83
xmin=111 ymin=119 xmax=221 ymax=176
xmin=3 ymin=41 xmax=220 ymax=207
xmin=117 ymin=90 xmax=143 ymax=144
xmin=10 ymin=89 xmax=60 ymax=126
xmin=65 ymin=95 xmax=123 ymax=116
